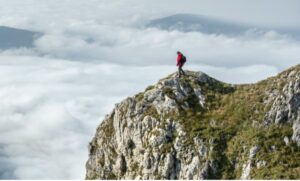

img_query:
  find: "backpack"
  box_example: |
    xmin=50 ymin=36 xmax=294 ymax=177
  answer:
xmin=182 ymin=55 xmax=186 ymax=63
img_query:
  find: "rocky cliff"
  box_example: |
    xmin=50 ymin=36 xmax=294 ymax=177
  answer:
xmin=86 ymin=66 xmax=300 ymax=180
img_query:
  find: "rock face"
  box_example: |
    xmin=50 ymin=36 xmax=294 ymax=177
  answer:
xmin=86 ymin=67 xmax=300 ymax=180
xmin=264 ymin=69 xmax=300 ymax=146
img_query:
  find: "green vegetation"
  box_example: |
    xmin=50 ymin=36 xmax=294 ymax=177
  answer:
xmin=135 ymin=92 xmax=144 ymax=102
xmin=96 ymin=67 xmax=300 ymax=179
xmin=106 ymin=172 xmax=117 ymax=180
xmin=250 ymin=125 xmax=300 ymax=179
xmin=101 ymin=115 xmax=115 ymax=141
xmin=131 ymin=161 xmax=140 ymax=172
xmin=160 ymin=142 xmax=173 ymax=154
xmin=88 ymin=173 xmax=98 ymax=180
xmin=165 ymin=72 xmax=300 ymax=179
xmin=145 ymin=85 xmax=155 ymax=92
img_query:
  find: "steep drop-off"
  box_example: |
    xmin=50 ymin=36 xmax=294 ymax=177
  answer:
xmin=86 ymin=66 xmax=300 ymax=179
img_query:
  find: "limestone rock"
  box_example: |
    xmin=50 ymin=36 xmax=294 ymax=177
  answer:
xmin=86 ymin=66 xmax=300 ymax=180
xmin=292 ymin=122 xmax=300 ymax=146
xmin=241 ymin=146 xmax=260 ymax=180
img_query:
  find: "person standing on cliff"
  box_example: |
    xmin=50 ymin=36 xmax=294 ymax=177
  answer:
xmin=176 ymin=51 xmax=186 ymax=78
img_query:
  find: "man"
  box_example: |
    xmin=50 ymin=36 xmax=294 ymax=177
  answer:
xmin=176 ymin=51 xmax=186 ymax=78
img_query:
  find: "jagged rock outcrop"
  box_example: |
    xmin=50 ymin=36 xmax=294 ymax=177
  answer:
xmin=264 ymin=69 xmax=300 ymax=146
xmin=86 ymin=66 xmax=300 ymax=180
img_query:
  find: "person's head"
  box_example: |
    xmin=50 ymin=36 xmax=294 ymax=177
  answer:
xmin=177 ymin=51 xmax=181 ymax=55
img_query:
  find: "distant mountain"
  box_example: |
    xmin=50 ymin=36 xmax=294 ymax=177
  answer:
xmin=0 ymin=26 xmax=42 ymax=50
xmin=147 ymin=14 xmax=251 ymax=35
xmin=147 ymin=14 xmax=300 ymax=38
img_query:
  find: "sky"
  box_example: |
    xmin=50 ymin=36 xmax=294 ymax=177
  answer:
xmin=0 ymin=0 xmax=300 ymax=179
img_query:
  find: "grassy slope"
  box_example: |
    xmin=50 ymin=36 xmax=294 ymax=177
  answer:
xmin=172 ymin=69 xmax=300 ymax=179
xmin=98 ymin=66 xmax=300 ymax=179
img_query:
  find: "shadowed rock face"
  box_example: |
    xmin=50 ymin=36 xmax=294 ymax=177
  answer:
xmin=86 ymin=66 xmax=300 ymax=180
xmin=0 ymin=26 xmax=42 ymax=49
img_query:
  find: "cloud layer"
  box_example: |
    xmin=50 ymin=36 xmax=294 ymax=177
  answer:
xmin=0 ymin=0 xmax=300 ymax=179
xmin=0 ymin=57 xmax=176 ymax=179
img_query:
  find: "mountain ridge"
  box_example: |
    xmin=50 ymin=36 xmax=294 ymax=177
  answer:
xmin=86 ymin=65 xmax=300 ymax=179
xmin=147 ymin=13 xmax=300 ymax=39
xmin=0 ymin=26 xmax=42 ymax=49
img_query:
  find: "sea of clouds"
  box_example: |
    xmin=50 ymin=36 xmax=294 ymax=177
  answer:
xmin=0 ymin=0 xmax=300 ymax=179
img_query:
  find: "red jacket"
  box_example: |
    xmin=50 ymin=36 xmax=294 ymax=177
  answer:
xmin=176 ymin=54 xmax=183 ymax=67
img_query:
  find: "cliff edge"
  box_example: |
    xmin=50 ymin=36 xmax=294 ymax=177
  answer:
xmin=86 ymin=67 xmax=300 ymax=179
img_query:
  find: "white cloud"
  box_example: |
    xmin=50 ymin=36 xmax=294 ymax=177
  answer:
xmin=0 ymin=56 xmax=175 ymax=179
xmin=1 ymin=0 xmax=300 ymax=31
xmin=29 ymin=25 xmax=300 ymax=70
xmin=0 ymin=0 xmax=299 ymax=179
xmin=0 ymin=54 xmax=279 ymax=179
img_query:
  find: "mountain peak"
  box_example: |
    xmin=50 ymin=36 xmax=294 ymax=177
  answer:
xmin=86 ymin=66 xmax=300 ymax=179
xmin=146 ymin=14 xmax=300 ymax=39
xmin=0 ymin=26 xmax=42 ymax=49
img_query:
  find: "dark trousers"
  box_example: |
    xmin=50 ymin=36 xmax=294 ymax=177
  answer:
xmin=178 ymin=65 xmax=185 ymax=77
